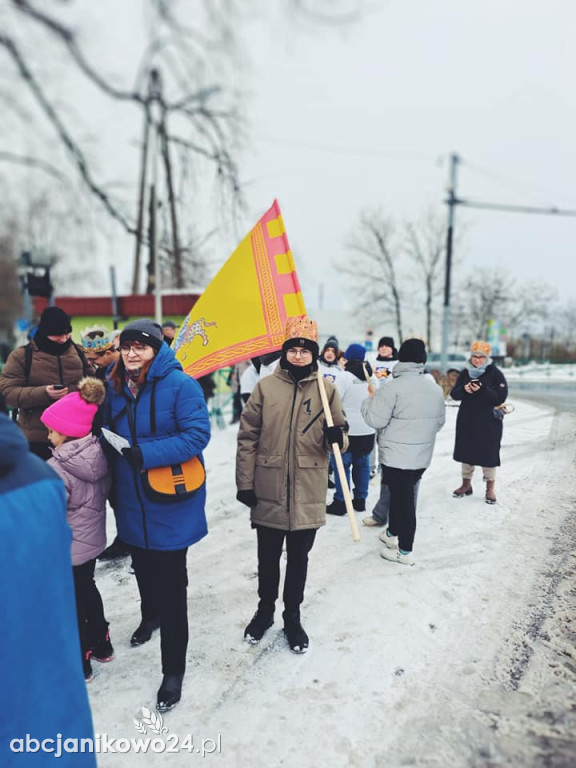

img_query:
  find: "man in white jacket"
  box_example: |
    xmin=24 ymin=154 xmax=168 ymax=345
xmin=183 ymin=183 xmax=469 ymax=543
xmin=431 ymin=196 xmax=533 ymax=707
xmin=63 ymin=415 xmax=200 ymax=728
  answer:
xmin=361 ymin=339 xmax=445 ymax=566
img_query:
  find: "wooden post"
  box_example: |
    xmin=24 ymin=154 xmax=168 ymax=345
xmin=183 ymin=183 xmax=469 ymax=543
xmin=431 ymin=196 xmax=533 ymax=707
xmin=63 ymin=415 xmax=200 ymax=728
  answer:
xmin=317 ymin=373 xmax=360 ymax=542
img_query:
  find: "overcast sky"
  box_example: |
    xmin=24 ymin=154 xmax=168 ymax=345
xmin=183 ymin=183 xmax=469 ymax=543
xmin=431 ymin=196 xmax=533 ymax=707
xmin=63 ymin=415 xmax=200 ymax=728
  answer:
xmin=235 ymin=0 xmax=576 ymax=316
xmin=3 ymin=0 xmax=575 ymax=332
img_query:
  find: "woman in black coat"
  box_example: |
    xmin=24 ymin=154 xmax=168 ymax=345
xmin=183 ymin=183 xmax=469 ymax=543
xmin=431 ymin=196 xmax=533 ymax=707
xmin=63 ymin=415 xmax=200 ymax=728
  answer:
xmin=450 ymin=341 xmax=508 ymax=504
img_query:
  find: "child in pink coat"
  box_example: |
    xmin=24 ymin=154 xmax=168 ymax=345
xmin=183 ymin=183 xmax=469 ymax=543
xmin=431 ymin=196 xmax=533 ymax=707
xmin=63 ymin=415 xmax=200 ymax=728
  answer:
xmin=41 ymin=377 xmax=112 ymax=682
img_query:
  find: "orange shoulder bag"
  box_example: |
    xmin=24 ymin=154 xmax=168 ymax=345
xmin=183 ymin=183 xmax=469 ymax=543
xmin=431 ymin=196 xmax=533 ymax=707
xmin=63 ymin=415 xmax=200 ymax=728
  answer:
xmin=142 ymin=456 xmax=206 ymax=503
xmin=124 ymin=383 xmax=206 ymax=503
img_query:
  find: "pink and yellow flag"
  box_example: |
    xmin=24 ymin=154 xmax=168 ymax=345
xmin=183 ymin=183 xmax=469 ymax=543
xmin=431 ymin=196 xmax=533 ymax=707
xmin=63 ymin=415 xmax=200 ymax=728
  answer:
xmin=173 ymin=200 xmax=307 ymax=378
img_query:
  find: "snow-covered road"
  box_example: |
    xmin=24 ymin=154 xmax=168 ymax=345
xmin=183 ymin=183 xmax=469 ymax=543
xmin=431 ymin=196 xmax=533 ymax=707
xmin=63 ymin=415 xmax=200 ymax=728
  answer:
xmin=88 ymin=397 xmax=576 ymax=767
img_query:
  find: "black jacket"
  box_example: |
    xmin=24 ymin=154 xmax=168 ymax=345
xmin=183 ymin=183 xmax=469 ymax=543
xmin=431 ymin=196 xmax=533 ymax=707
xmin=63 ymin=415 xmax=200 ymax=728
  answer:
xmin=450 ymin=364 xmax=508 ymax=467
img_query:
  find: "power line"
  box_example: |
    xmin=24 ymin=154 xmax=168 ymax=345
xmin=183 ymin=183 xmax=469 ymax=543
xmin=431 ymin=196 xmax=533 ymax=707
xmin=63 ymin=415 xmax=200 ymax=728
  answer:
xmin=454 ymin=198 xmax=576 ymax=217
xmin=460 ymin=158 xmax=574 ymax=209
xmin=258 ymin=134 xmax=437 ymax=160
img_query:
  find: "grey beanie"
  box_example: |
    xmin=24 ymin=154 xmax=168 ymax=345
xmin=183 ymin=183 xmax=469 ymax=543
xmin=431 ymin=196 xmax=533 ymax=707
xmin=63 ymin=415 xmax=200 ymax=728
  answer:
xmin=322 ymin=335 xmax=339 ymax=353
xmin=120 ymin=319 xmax=164 ymax=352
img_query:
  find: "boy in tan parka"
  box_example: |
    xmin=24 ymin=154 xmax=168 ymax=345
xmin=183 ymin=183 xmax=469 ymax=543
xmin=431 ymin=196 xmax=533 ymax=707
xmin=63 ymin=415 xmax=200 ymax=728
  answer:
xmin=236 ymin=316 xmax=347 ymax=653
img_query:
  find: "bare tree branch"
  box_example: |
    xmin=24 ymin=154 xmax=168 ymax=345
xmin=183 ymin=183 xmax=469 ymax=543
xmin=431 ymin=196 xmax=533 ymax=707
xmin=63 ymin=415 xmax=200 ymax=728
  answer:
xmin=0 ymin=150 xmax=69 ymax=184
xmin=340 ymin=211 xmax=405 ymax=340
xmin=0 ymin=33 xmax=137 ymax=234
xmin=12 ymin=0 xmax=146 ymax=104
xmin=403 ymin=211 xmax=445 ymax=350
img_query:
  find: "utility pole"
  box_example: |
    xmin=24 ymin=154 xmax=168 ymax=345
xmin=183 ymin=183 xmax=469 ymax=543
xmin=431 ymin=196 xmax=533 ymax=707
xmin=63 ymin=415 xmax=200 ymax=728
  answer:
xmin=134 ymin=67 xmax=186 ymax=299
xmin=131 ymin=79 xmax=152 ymax=295
xmin=159 ymin=114 xmax=183 ymax=288
xmin=145 ymin=70 xmax=162 ymax=309
xmin=109 ymin=265 xmax=119 ymax=329
xmin=439 ymin=155 xmax=576 ymax=370
xmin=441 ymin=153 xmax=459 ymax=371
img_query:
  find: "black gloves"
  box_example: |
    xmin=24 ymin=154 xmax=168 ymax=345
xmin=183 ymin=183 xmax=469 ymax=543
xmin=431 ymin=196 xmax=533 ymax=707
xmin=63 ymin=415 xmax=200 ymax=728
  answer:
xmin=121 ymin=446 xmax=143 ymax=469
xmin=237 ymin=489 xmax=258 ymax=508
xmin=324 ymin=425 xmax=344 ymax=449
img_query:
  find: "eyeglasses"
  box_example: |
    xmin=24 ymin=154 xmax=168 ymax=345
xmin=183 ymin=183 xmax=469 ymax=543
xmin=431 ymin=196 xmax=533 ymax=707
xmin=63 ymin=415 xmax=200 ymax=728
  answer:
xmin=471 ymin=354 xmax=487 ymax=359
xmin=119 ymin=342 xmax=151 ymax=354
xmin=286 ymin=348 xmax=313 ymax=359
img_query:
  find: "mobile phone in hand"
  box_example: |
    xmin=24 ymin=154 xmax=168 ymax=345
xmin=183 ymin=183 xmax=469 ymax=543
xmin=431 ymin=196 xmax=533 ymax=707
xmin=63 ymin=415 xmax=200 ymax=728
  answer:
xmin=53 ymin=384 xmax=65 ymax=390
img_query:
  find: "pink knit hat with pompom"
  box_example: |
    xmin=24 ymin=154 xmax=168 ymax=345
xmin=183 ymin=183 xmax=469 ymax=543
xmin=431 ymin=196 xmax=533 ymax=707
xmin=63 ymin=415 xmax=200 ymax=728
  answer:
xmin=41 ymin=378 xmax=105 ymax=438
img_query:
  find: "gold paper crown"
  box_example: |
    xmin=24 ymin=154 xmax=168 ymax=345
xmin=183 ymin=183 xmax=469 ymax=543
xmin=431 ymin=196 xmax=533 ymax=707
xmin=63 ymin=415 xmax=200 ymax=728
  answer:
xmin=471 ymin=340 xmax=491 ymax=356
xmin=283 ymin=316 xmax=318 ymax=344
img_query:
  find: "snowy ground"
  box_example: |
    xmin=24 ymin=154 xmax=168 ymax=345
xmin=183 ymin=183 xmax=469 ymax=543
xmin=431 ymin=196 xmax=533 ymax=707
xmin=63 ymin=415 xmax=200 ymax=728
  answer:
xmin=88 ymin=395 xmax=576 ymax=768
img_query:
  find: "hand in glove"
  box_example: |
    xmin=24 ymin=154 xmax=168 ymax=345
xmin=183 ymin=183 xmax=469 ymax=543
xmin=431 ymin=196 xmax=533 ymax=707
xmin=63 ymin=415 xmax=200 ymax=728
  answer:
xmin=121 ymin=446 xmax=143 ymax=469
xmin=236 ymin=489 xmax=258 ymax=508
xmin=323 ymin=424 xmax=344 ymax=449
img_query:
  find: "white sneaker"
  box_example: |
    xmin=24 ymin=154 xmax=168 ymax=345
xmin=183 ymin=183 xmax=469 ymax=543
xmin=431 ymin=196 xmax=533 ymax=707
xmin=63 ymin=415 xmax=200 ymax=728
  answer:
xmin=378 ymin=529 xmax=398 ymax=548
xmin=381 ymin=548 xmax=415 ymax=566
xmin=362 ymin=516 xmax=384 ymax=527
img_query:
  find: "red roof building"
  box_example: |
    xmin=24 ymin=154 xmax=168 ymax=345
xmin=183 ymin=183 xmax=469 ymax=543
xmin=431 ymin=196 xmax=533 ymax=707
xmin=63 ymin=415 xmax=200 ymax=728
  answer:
xmin=33 ymin=293 xmax=200 ymax=320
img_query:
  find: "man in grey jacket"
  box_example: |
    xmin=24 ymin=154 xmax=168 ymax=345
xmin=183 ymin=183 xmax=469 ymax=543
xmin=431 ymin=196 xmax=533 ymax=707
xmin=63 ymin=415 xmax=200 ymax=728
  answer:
xmin=361 ymin=339 xmax=445 ymax=565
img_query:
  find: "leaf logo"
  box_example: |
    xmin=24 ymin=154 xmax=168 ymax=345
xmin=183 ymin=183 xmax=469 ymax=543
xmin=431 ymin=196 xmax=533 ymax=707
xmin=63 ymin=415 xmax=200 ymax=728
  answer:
xmin=140 ymin=707 xmax=168 ymax=735
xmin=133 ymin=719 xmax=147 ymax=735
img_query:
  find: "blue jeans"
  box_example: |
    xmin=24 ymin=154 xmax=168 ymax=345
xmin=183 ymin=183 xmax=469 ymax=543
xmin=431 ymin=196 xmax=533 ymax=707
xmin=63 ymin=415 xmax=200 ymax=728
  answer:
xmin=332 ymin=451 xmax=371 ymax=501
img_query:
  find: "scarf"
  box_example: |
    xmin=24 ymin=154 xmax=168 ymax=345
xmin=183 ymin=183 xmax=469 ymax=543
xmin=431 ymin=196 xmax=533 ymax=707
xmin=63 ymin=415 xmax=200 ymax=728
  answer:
xmin=319 ymin=354 xmax=339 ymax=367
xmin=280 ymin=357 xmax=315 ymax=382
xmin=34 ymin=332 xmax=72 ymax=356
xmin=125 ymin=368 xmax=141 ymax=397
xmin=466 ymin=358 xmax=491 ymax=379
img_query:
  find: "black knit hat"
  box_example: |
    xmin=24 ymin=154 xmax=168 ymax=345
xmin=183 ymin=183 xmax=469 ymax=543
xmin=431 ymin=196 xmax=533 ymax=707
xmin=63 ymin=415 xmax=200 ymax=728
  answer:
xmin=398 ymin=338 xmax=427 ymax=364
xmin=120 ymin=319 xmax=164 ymax=352
xmin=378 ymin=336 xmax=395 ymax=350
xmin=281 ymin=337 xmax=319 ymax=357
xmin=37 ymin=307 xmax=72 ymax=336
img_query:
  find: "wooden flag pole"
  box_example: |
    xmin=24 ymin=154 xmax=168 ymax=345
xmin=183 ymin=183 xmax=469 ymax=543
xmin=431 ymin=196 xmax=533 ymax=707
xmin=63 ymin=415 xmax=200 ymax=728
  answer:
xmin=317 ymin=373 xmax=360 ymax=542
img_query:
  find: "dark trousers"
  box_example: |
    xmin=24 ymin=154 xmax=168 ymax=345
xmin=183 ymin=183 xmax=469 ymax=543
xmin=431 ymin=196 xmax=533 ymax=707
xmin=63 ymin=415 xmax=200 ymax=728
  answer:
xmin=231 ymin=391 xmax=243 ymax=423
xmin=73 ymin=559 xmax=108 ymax=661
xmin=29 ymin=441 xmax=52 ymax=461
xmin=255 ymin=525 xmax=317 ymax=615
xmin=382 ymin=466 xmax=425 ymax=552
xmin=131 ymin=546 xmax=189 ymax=676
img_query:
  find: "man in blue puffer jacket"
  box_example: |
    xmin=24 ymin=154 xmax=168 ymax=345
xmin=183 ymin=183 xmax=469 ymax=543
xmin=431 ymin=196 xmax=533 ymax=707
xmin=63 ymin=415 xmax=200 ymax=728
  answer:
xmin=0 ymin=414 xmax=96 ymax=767
xmin=103 ymin=319 xmax=210 ymax=714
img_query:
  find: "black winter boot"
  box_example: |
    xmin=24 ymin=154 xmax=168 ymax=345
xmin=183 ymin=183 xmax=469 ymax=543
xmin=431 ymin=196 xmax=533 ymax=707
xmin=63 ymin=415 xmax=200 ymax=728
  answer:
xmin=283 ymin=611 xmax=309 ymax=654
xmin=91 ymin=627 xmax=114 ymax=662
xmin=352 ymin=498 xmax=366 ymax=512
xmin=326 ymin=499 xmax=347 ymax=516
xmin=156 ymin=674 xmax=184 ymax=713
xmin=130 ymin=617 xmax=161 ymax=647
xmin=244 ymin=605 xmax=274 ymax=644
xmin=83 ymin=652 xmax=94 ymax=682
